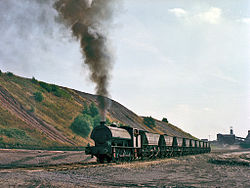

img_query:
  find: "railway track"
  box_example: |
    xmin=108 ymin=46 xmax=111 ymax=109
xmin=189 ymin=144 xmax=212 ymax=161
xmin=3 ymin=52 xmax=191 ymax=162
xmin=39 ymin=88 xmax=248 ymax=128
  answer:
xmin=0 ymin=161 xmax=117 ymax=172
xmin=45 ymin=162 xmax=117 ymax=171
xmin=0 ymin=156 xmax=178 ymax=172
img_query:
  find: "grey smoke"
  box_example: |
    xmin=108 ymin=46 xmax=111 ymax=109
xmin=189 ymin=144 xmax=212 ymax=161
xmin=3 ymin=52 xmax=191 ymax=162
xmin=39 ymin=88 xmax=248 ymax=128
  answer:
xmin=0 ymin=0 xmax=116 ymax=120
xmin=54 ymin=0 xmax=115 ymax=118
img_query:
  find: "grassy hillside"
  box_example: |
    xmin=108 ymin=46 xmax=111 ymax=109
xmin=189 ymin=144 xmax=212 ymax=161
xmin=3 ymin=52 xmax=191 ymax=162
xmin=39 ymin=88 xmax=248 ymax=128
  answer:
xmin=0 ymin=71 xmax=196 ymax=149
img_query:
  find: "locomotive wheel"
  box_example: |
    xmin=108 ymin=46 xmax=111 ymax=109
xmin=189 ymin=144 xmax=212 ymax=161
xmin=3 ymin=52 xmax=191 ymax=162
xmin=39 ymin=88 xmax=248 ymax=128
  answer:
xmin=107 ymin=156 xmax=112 ymax=163
xmin=99 ymin=158 xmax=104 ymax=163
xmin=98 ymin=155 xmax=105 ymax=163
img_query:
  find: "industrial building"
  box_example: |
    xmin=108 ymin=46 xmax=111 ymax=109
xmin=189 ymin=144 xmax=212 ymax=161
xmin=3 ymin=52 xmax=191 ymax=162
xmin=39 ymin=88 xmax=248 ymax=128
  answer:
xmin=216 ymin=127 xmax=247 ymax=145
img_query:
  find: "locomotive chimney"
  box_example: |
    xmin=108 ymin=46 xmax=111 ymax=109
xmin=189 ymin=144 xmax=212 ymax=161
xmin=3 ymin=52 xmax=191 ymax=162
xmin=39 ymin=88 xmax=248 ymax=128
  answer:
xmin=100 ymin=121 xmax=106 ymax=126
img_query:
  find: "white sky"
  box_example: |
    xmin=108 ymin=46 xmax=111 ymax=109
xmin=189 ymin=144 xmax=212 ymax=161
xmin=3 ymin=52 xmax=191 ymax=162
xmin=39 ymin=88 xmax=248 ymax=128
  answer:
xmin=0 ymin=0 xmax=249 ymax=140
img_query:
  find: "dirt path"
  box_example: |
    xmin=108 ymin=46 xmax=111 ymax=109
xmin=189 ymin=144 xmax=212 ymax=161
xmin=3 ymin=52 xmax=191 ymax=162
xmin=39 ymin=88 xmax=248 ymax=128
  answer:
xmin=0 ymin=149 xmax=249 ymax=187
xmin=0 ymin=149 xmax=94 ymax=168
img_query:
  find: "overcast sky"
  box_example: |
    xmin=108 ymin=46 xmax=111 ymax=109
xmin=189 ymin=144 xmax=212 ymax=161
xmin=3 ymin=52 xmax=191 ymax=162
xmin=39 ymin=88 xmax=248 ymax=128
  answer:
xmin=0 ymin=0 xmax=249 ymax=140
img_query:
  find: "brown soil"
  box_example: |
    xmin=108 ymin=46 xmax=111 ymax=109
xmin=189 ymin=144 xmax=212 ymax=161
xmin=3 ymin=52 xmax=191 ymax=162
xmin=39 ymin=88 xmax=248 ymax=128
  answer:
xmin=0 ymin=149 xmax=249 ymax=187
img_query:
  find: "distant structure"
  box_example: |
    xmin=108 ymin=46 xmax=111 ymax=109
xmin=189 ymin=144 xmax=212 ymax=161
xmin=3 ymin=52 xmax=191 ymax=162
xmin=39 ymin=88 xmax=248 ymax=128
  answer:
xmin=216 ymin=127 xmax=245 ymax=145
xmin=246 ymin=130 xmax=250 ymax=141
xmin=240 ymin=130 xmax=250 ymax=148
xmin=244 ymin=130 xmax=250 ymax=144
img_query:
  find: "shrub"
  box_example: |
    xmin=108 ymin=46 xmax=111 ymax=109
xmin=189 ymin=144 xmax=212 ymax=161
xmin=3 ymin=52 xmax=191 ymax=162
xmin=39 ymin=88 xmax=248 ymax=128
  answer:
xmin=143 ymin=116 xmax=155 ymax=128
xmin=50 ymin=84 xmax=70 ymax=98
xmin=0 ymin=69 xmax=2 ymax=76
xmin=31 ymin=77 xmax=38 ymax=84
xmin=6 ymin=72 xmax=14 ymax=77
xmin=0 ymin=128 xmax=27 ymax=139
xmin=93 ymin=115 xmax=101 ymax=128
xmin=53 ymin=89 xmax=62 ymax=97
xmin=39 ymin=81 xmax=52 ymax=92
xmin=33 ymin=92 xmax=44 ymax=102
xmin=60 ymin=89 xmax=70 ymax=99
xmin=162 ymin=117 xmax=168 ymax=123
xmin=89 ymin=102 xmax=99 ymax=117
xmin=82 ymin=114 xmax=93 ymax=125
xmin=51 ymin=84 xmax=59 ymax=92
xmin=53 ymin=88 xmax=70 ymax=98
xmin=82 ymin=101 xmax=90 ymax=115
xmin=70 ymin=114 xmax=92 ymax=137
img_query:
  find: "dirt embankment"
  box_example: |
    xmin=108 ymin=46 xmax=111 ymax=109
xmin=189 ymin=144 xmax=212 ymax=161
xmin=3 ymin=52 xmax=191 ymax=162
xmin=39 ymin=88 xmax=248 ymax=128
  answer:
xmin=0 ymin=86 xmax=75 ymax=145
xmin=0 ymin=73 xmax=195 ymax=148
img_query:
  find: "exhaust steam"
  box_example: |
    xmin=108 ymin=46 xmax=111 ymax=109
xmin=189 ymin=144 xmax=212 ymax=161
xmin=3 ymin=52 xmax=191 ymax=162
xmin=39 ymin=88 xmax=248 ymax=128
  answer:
xmin=54 ymin=0 xmax=115 ymax=121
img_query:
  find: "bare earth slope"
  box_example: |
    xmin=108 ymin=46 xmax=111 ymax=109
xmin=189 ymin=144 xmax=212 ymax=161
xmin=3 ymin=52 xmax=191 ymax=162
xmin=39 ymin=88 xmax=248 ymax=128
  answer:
xmin=0 ymin=72 xmax=195 ymax=148
xmin=0 ymin=86 xmax=74 ymax=145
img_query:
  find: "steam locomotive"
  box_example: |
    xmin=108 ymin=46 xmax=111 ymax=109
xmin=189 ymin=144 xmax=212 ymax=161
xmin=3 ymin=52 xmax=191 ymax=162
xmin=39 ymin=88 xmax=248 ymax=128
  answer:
xmin=85 ymin=121 xmax=210 ymax=163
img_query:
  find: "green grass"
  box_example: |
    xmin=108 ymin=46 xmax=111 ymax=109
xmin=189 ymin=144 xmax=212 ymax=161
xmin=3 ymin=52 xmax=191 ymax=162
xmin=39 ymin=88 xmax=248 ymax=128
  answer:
xmin=0 ymin=127 xmax=41 ymax=147
xmin=0 ymin=127 xmax=28 ymax=139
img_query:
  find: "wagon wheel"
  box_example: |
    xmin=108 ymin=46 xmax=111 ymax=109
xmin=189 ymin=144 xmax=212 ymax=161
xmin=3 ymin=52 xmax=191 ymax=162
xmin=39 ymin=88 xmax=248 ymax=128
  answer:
xmin=107 ymin=156 xmax=112 ymax=163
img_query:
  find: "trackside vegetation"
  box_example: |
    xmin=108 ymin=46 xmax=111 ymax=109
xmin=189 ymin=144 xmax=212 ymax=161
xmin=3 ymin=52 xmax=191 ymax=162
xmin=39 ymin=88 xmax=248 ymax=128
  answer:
xmin=143 ymin=116 xmax=156 ymax=128
xmin=33 ymin=92 xmax=44 ymax=102
xmin=162 ymin=117 xmax=168 ymax=123
xmin=31 ymin=79 xmax=71 ymax=99
xmin=70 ymin=102 xmax=101 ymax=138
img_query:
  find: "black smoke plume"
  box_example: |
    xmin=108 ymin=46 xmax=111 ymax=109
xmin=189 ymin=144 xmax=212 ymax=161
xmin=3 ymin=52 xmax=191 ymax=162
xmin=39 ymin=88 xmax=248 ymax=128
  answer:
xmin=54 ymin=0 xmax=114 ymax=120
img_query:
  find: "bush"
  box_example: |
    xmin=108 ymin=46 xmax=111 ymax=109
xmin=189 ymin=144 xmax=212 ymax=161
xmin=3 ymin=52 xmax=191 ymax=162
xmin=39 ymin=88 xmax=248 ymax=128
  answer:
xmin=38 ymin=82 xmax=70 ymax=98
xmin=78 ymin=101 xmax=102 ymax=129
xmin=6 ymin=72 xmax=14 ymax=77
xmin=33 ymin=92 xmax=44 ymax=102
xmin=51 ymin=84 xmax=61 ymax=97
xmin=82 ymin=101 xmax=90 ymax=115
xmin=89 ymin=102 xmax=99 ymax=117
xmin=39 ymin=81 xmax=52 ymax=92
xmin=0 ymin=70 xmax=2 ymax=76
xmin=70 ymin=114 xmax=92 ymax=137
xmin=0 ymin=128 xmax=27 ymax=139
xmin=93 ymin=115 xmax=101 ymax=128
xmin=162 ymin=117 xmax=168 ymax=123
xmin=53 ymin=89 xmax=62 ymax=97
xmin=143 ymin=116 xmax=155 ymax=128
xmin=53 ymin=88 xmax=70 ymax=98
xmin=51 ymin=84 xmax=59 ymax=92
xmin=31 ymin=77 xmax=38 ymax=84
